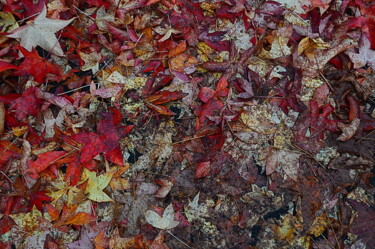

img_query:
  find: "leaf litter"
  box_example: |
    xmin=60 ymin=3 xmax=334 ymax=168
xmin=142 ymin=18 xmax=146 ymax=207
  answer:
xmin=0 ymin=1 xmax=375 ymax=249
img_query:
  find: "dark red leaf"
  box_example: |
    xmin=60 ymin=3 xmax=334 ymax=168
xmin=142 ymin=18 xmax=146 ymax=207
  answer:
xmin=195 ymin=161 xmax=211 ymax=178
xmin=0 ymin=61 xmax=18 ymax=73
xmin=198 ymin=87 xmax=215 ymax=103
xmin=16 ymin=47 xmax=62 ymax=83
xmin=9 ymin=87 xmax=43 ymax=121
xmin=0 ymin=215 xmax=14 ymax=235
xmin=347 ymin=95 xmax=360 ymax=121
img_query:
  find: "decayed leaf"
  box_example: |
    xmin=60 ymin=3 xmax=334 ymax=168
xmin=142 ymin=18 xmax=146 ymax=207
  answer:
xmin=259 ymin=27 xmax=293 ymax=59
xmin=145 ymin=204 xmax=180 ymax=230
xmin=266 ymin=148 xmax=301 ymax=181
xmin=83 ymin=169 xmax=114 ymax=202
xmin=346 ymin=35 xmax=375 ymax=70
xmin=79 ymin=51 xmax=101 ymax=74
xmin=307 ymin=214 xmax=328 ymax=237
xmin=274 ymin=0 xmax=310 ymax=14
xmin=9 ymin=206 xmax=42 ymax=233
xmin=0 ymin=103 xmax=5 ymax=135
xmin=294 ymin=38 xmax=355 ymax=78
xmin=298 ymin=37 xmax=330 ymax=59
xmin=7 ymin=5 xmax=75 ymax=56
xmin=337 ymin=118 xmax=360 ymax=141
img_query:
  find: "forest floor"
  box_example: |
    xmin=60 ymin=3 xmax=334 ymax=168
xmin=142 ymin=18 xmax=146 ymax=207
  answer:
xmin=0 ymin=0 xmax=374 ymax=248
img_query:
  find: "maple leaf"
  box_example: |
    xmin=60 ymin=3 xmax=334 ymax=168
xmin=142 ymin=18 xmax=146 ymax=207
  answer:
xmin=346 ymin=35 xmax=375 ymax=70
xmin=27 ymin=151 xmax=66 ymax=177
xmin=7 ymin=5 xmax=75 ymax=56
xmin=9 ymin=87 xmax=43 ymax=121
xmin=65 ymin=212 xmax=95 ymax=225
xmin=82 ymin=168 xmax=114 ymax=202
xmin=145 ymin=204 xmax=180 ymax=230
xmin=0 ymin=61 xmax=19 ymax=73
xmin=16 ymin=46 xmax=62 ymax=83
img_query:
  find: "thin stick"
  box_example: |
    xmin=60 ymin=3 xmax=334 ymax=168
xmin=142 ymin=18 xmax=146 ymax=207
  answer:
xmin=171 ymin=134 xmax=215 ymax=144
xmin=73 ymin=5 xmax=95 ymax=21
xmin=355 ymin=130 xmax=375 ymax=144
xmin=167 ymin=231 xmax=191 ymax=248
xmin=0 ymin=171 xmax=12 ymax=185
xmin=17 ymin=12 xmax=40 ymax=23
xmin=57 ymin=84 xmax=97 ymax=96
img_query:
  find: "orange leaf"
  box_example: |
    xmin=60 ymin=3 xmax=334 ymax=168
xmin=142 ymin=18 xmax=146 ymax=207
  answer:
xmin=216 ymin=76 xmax=228 ymax=91
xmin=45 ymin=204 xmax=60 ymax=221
xmin=147 ymin=91 xmax=185 ymax=105
xmin=169 ymin=41 xmax=187 ymax=58
xmin=94 ymin=230 xmax=108 ymax=249
xmin=65 ymin=212 xmax=95 ymax=225
xmin=146 ymin=103 xmax=176 ymax=115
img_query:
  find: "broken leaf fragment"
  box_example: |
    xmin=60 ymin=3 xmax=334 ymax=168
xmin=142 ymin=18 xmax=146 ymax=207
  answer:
xmin=145 ymin=204 xmax=180 ymax=230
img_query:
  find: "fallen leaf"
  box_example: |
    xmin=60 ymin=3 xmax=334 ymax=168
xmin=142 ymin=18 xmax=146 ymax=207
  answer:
xmin=0 ymin=103 xmax=6 ymax=135
xmin=83 ymin=169 xmax=114 ymax=202
xmin=145 ymin=204 xmax=180 ymax=230
xmin=347 ymin=35 xmax=375 ymax=70
xmin=195 ymin=161 xmax=211 ymax=179
xmin=65 ymin=212 xmax=95 ymax=225
xmin=7 ymin=5 xmax=75 ymax=56
xmin=337 ymin=118 xmax=360 ymax=141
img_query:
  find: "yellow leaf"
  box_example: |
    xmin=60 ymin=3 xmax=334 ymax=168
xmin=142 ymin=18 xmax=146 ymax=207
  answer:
xmin=83 ymin=169 xmax=114 ymax=202
xmin=274 ymin=214 xmax=295 ymax=241
xmin=260 ymin=36 xmax=292 ymax=59
xmin=12 ymin=126 xmax=28 ymax=136
xmin=307 ymin=214 xmax=328 ymax=237
xmin=298 ymin=37 xmax=311 ymax=55
xmin=10 ymin=206 xmax=42 ymax=232
xmin=0 ymin=11 xmax=19 ymax=44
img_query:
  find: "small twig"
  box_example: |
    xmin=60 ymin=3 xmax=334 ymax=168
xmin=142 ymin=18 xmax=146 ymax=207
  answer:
xmin=134 ymin=33 xmax=144 ymax=47
xmin=57 ymin=83 xmax=97 ymax=96
xmin=0 ymin=171 xmax=12 ymax=186
xmin=328 ymin=220 xmax=340 ymax=248
xmin=167 ymin=230 xmax=191 ymax=248
xmin=139 ymin=170 xmax=169 ymax=177
xmin=355 ymin=129 xmax=375 ymax=144
xmin=17 ymin=12 xmax=40 ymax=23
xmin=290 ymin=143 xmax=326 ymax=168
xmin=93 ymin=58 xmax=113 ymax=78
xmin=73 ymin=5 xmax=95 ymax=21
xmin=171 ymin=134 xmax=215 ymax=144
xmin=320 ymin=232 xmax=336 ymax=249
xmin=319 ymin=72 xmax=334 ymax=92
xmin=2 ymin=137 xmax=19 ymax=153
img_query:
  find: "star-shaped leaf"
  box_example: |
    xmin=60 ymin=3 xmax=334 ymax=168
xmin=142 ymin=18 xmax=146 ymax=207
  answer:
xmin=7 ymin=5 xmax=75 ymax=56
xmin=82 ymin=169 xmax=114 ymax=202
xmin=347 ymin=35 xmax=375 ymax=70
xmin=145 ymin=204 xmax=180 ymax=230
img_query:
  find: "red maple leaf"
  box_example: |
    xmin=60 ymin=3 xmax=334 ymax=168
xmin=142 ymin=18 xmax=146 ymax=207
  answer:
xmin=16 ymin=47 xmax=62 ymax=83
xmin=9 ymin=87 xmax=43 ymax=121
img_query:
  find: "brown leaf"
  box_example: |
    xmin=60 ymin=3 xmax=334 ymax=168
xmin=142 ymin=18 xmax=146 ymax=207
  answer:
xmin=337 ymin=118 xmax=360 ymax=141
